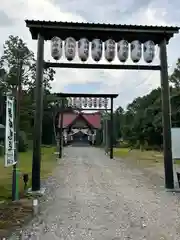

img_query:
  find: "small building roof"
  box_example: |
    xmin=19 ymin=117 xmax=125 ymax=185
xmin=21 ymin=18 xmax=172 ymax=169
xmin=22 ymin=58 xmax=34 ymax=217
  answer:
xmin=82 ymin=112 xmax=101 ymax=128
xmin=60 ymin=113 xmax=78 ymax=128
xmin=58 ymin=112 xmax=101 ymax=129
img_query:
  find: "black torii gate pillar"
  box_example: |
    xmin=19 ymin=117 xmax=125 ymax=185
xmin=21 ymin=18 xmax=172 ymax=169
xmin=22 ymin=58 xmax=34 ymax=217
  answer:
xmin=31 ymin=33 xmax=44 ymax=191
xmin=160 ymin=39 xmax=174 ymax=189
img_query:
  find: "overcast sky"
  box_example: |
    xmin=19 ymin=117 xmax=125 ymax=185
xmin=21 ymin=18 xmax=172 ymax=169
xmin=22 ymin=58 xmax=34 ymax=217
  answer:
xmin=0 ymin=0 xmax=180 ymax=108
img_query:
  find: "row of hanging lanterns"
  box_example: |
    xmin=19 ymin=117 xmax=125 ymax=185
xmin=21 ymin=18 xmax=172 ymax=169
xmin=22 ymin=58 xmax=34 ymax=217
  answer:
xmin=67 ymin=97 xmax=108 ymax=108
xmin=51 ymin=37 xmax=155 ymax=63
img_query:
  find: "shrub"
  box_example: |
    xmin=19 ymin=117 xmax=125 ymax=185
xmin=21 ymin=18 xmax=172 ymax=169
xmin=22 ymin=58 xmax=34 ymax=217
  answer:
xmin=119 ymin=141 xmax=131 ymax=148
xmin=95 ymin=129 xmax=103 ymax=146
xmin=18 ymin=131 xmax=28 ymax=152
xmin=0 ymin=144 xmax=4 ymax=156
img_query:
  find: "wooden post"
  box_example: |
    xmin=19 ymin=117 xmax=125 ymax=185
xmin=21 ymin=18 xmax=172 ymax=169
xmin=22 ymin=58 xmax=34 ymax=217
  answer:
xmin=32 ymin=33 xmax=44 ymax=191
xmin=110 ymin=97 xmax=114 ymax=159
xmin=160 ymin=38 xmax=174 ymax=189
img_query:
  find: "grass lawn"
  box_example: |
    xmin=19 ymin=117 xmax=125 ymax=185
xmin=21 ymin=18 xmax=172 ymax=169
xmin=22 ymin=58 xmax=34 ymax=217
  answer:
xmin=0 ymin=146 xmax=57 ymax=237
xmin=174 ymin=159 xmax=180 ymax=165
xmin=114 ymin=147 xmax=164 ymax=167
xmin=113 ymin=147 xmax=167 ymax=188
xmin=114 ymin=148 xmax=180 ymax=166
xmin=0 ymin=146 xmax=57 ymax=201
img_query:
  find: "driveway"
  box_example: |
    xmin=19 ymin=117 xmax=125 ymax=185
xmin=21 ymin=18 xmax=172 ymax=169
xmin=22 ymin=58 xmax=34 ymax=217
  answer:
xmin=18 ymin=147 xmax=180 ymax=239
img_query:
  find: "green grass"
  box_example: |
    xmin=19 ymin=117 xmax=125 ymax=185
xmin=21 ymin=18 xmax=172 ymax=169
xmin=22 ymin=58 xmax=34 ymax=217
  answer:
xmin=0 ymin=146 xmax=57 ymax=201
xmin=114 ymin=147 xmax=130 ymax=157
xmin=114 ymin=147 xmax=164 ymax=167
xmin=174 ymin=159 xmax=180 ymax=165
xmin=114 ymin=148 xmax=180 ymax=165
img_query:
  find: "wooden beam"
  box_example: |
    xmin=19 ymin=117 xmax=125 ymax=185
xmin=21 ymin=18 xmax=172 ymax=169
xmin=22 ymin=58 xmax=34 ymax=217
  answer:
xmin=44 ymin=62 xmax=161 ymax=71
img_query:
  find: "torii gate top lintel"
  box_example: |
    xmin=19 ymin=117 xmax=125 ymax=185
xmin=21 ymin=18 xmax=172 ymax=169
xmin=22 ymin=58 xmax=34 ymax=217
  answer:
xmin=57 ymin=92 xmax=118 ymax=99
xmin=25 ymin=20 xmax=179 ymax=44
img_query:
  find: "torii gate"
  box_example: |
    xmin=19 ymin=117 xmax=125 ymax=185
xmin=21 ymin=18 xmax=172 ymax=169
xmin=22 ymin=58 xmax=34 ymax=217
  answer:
xmin=25 ymin=20 xmax=179 ymax=191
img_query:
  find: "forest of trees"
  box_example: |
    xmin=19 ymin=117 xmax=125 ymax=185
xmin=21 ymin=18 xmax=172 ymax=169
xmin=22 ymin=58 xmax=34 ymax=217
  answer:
xmin=1 ymin=35 xmax=180 ymax=152
xmin=0 ymin=35 xmax=61 ymax=150
xmin=113 ymin=58 xmax=180 ymax=150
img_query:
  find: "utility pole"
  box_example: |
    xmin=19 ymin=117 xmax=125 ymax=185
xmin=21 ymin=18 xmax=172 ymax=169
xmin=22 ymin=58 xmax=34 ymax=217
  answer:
xmin=12 ymin=58 xmax=23 ymax=201
xmin=110 ymin=97 xmax=114 ymax=159
xmin=59 ymin=98 xmax=64 ymax=158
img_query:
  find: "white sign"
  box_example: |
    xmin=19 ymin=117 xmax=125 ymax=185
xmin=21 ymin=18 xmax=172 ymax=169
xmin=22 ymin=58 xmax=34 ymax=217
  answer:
xmin=171 ymin=128 xmax=180 ymax=159
xmin=5 ymin=96 xmax=16 ymax=167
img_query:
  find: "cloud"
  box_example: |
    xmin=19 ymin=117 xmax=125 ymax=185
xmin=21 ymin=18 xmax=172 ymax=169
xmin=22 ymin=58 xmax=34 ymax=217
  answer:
xmin=52 ymin=0 xmax=156 ymax=23
xmin=0 ymin=10 xmax=15 ymax=26
xmin=0 ymin=0 xmax=180 ymax=109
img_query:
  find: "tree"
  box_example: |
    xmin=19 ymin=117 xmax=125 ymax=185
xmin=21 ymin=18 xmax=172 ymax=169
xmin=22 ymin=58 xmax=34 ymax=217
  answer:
xmin=0 ymin=35 xmax=34 ymax=92
xmin=118 ymin=57 xmax=180 ymax=150
xmin=29 ymin=63 xmax=55 ymax=91
xmin=120 ymin=88 xmax=163 ymax=149
xmin=169 ymin=58 xmax=180 ymax=89
xmin=0 ymin=35 xmax=34 ymax=135
xmin=0 ymin=35 xmax=56 ymax=139
xmin=0 ymin=35 xmax=55 ymax=91
xmin=113 ymin=106 xmax=124 ymax=142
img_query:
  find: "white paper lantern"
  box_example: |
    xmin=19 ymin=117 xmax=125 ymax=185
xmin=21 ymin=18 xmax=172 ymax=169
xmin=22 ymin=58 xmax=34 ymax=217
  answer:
xmin=75 ymin=97 xmax=81 ymax=108
xmin=78 ymin=38 xmax=89 ymax=62
xmin=93 ymin=98 xmax=97 ymax=108
xmin=98 ymin=98 xmax=102 ymax=108
xmin=88 ymin=98 xmax=93 ymax=107
xmin=104 ymin=39 xmax=115 ymax=62
xmin=75 ymin=97 xmax=82 ymax=108
xmin=101 ymin=98 xmax=105 ymax=107
xmin=64 ymin=37 xmax=76 ymax=61
xmin=78 ymin=97 xmax=82 ymax=108
xmin=104 ymin=98 xmax=108 ymax=108
xmin=143 ymin=40 xmax=155 ymax=63
xmin=91 ymin=39 xmax=102 ymax=62
xmin=130 ymin=40 xmax=142 ymax=63
xmin=72 ymin=97 xmax=77 ymax=107
xmin=81 ymin=98 xmax=84 ymax=107
xmin=83 ymin=98 xmax=88 ymax=107
xmin=68 ymin=97 xmax=72 ymax=107
xmin=117 ymin=40 xmax=129 ymax=62
xmin=51 ymin=36 xmax=62 ymax=60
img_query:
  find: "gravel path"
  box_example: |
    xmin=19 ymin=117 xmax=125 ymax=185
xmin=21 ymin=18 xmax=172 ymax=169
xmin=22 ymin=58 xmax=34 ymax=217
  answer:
xmin=17 ymin=147 xmax=180 ymax=239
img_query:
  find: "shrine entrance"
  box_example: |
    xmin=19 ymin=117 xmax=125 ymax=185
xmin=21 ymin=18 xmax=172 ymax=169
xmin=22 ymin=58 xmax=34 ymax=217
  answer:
xmin=55 ymin=92 xmax=118 ymax=156
xmin=59 ymin=110 xmax=100 ymax=146
xmin=25 ymin=20 xmax=179 ymax=191
xmin=72 ymin=132 xmax=89 ymax=145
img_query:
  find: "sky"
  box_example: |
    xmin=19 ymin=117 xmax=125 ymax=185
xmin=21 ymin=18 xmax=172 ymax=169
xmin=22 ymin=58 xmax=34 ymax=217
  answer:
xmin=0 ymin=0 xmax=180 ymax=109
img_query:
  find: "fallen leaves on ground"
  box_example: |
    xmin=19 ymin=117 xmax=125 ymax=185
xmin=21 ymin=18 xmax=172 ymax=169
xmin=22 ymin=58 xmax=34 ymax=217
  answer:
xmin=0 ymin=198 xmax=33 ymax=238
